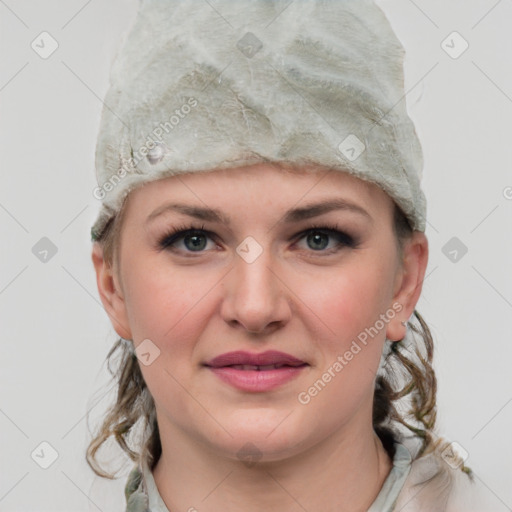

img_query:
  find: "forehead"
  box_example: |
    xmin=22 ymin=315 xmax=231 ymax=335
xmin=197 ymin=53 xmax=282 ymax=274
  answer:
xmin=122 ymin=163 xmax=393 ymax=222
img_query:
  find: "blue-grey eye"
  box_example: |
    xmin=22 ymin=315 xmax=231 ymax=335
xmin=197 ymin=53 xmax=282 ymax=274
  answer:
xmin=306 ymin=232 xmax=330 ymax=251
xmin=182 ymin=232 xmax=208 ymax=251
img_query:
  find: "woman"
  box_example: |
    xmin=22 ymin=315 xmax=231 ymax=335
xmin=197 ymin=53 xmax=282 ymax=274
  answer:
xmin=87 ymin=0 xmax=491 ymax=510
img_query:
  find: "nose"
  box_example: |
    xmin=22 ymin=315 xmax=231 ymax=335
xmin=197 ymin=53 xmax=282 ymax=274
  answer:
xmin=220 ymin=242 xmax=292 ymax=335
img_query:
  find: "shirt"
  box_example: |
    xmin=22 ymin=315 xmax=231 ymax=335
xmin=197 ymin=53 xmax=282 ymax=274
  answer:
xmin=123 ymin=440 xmax=498 ymax=511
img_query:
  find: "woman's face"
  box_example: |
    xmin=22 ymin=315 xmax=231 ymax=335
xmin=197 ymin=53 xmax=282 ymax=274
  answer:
xmin=96 ymin=163 xmax=427 ymax=462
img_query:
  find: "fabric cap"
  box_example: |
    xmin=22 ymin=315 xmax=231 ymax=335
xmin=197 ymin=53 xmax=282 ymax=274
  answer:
xmin=90 ymin=0 xmax=427 ymax=241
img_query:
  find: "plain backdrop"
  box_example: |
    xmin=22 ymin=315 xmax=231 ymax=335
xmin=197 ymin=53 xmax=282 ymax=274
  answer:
xmin=1 ymin=0 xmax=511 ymax=510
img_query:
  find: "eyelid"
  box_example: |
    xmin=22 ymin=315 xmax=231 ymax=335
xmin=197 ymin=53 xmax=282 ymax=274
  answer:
xmin=292 ymin=223 xmax=359 ymax=250
xmin=157 ymin=222 xmax=360 ymax=254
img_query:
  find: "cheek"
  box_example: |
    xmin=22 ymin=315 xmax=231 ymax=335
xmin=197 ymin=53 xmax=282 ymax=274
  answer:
xmin=121 ymin=253 xmax=203 ymax=342
xmin=121 ymin=258 xmax=212 ymax=414
xmin=294 ymin=265 xmax=392 ymax=426
xmin=304 ymin=259 xmax=392 ymax=342
xmin=297 ymin=253 xmax=396 ymax=403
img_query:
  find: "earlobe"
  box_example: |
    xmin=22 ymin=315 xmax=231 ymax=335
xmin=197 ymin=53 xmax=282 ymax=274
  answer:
xmin=386 ymin=232 xmax=429 ymax=342
xmin=91 ymin=242 xmax=132 ymax=340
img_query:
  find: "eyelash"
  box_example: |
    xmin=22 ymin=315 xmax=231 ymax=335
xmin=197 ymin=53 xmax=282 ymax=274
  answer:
xmin=157 ymin=222 xmax=360 ymax=255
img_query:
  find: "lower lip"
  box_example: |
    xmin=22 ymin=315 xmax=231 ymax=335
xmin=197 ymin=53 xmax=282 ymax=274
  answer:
xmin=206 ymin=365 xmax=308 ymax=392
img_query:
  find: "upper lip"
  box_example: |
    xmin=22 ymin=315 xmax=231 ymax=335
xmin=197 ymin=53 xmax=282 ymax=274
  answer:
xmin=204 ymin=350 xmax=307 ymax=368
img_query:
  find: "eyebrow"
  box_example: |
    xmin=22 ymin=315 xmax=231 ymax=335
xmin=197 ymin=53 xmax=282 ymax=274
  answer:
xmin=145 ymin=198 xmax=373 ymax=225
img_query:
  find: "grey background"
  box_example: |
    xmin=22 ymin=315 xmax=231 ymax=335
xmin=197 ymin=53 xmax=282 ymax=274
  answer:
xmin=1 ymin=0 xmax=511 ymax=510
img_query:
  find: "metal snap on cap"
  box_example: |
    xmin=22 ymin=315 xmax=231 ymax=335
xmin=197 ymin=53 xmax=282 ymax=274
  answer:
xmin=147 ymin=143 xmax=165 ymax=164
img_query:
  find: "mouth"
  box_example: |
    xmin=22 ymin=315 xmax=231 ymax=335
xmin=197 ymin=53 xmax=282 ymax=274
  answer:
xmin=203 ymin=351 xmax=309 ymax=392
xmin=204 ymin=350 xmax=308 ymax=369
xmin=209 ymin=363 xmax=308 ymax=371
xmin=205 ymin=364 xmax=309 ymax=392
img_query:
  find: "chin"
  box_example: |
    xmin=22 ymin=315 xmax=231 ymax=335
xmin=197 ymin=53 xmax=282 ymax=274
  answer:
xmin=202 ymin=417 xmax=311 ymax=462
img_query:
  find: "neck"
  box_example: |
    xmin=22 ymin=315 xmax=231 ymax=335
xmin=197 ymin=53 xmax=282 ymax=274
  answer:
xmin=152 ymin=414 xmax=393 ymax=512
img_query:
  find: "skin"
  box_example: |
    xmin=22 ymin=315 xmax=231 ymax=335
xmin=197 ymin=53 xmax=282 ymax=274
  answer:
xmin=92 ymin=163 xmax=428 ymax=512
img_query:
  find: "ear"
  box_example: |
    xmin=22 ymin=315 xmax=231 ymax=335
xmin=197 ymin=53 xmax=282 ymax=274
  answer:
xmin=91 ymin=242 xmax=133 ymax=340
xmin=386 ymin=231 xmax=429 ymax=342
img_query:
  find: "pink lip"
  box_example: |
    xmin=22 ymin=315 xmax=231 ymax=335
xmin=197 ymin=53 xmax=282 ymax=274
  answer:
xmin=204 ymin=350 xmax=308 ymax=392
xmin=206 ymin=366 xmax=308 ymax=392
xmin=205 ymin=350 xmax=306 ymax=367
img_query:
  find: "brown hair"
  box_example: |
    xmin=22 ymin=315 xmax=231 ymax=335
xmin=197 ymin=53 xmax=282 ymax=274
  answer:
xmin=87 ymin=196 xmax=473 ymax=481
